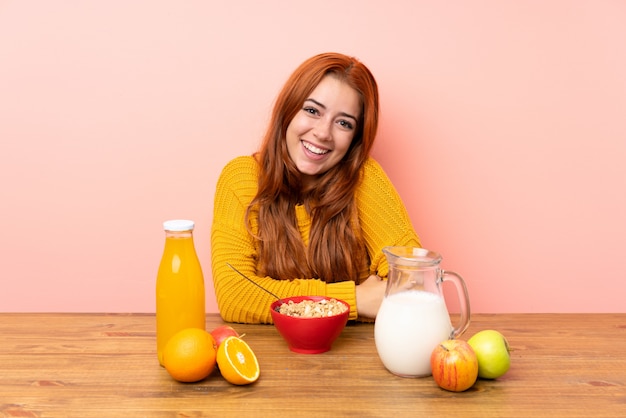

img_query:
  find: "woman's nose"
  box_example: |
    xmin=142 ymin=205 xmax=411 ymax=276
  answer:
xmin=313 ymin=119 xmax=331 ymax=140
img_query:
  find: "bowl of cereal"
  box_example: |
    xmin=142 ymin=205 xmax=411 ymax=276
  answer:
xmin=270 ymin=296 xmax=350 ymax=354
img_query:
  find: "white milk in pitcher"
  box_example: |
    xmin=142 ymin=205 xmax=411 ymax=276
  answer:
xmin=374 ymin=290 xmax=453 ymax=377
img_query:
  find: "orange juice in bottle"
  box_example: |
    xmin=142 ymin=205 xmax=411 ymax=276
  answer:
xmin=156 ymin=219 xmax=205 ymax=366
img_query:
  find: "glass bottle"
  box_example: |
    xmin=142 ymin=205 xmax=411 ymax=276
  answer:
xmin=156 ymin=219 xmax=205 ymax=366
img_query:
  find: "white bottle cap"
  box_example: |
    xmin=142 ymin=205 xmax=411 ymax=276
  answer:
xmin=163 ymin=219 xmax=195 ymax=231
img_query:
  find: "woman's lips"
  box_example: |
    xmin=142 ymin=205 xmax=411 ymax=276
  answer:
xmin=302 ymin=140 xmax=330 ymax=157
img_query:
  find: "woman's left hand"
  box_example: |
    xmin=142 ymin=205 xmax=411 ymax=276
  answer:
xmin=355 ymin=274 xmax=386 ymax=319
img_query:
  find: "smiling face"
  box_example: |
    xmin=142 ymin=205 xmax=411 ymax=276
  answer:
xmin=285 ymin=75 xmax=362 ymax=186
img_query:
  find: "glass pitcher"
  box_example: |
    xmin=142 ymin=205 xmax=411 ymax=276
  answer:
xmin=374 ymin=246 xmax=470 ymax=377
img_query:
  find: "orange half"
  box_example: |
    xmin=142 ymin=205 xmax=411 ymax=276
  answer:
xmin=216 ymin=336 xmax=260 ymax=385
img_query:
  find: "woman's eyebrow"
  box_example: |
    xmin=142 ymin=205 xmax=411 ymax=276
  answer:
xmin=305 ymin=98 xmax=358 ymax=122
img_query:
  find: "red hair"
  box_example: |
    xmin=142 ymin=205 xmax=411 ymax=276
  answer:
xmin=248 ymin=52 xmax=379 ymax=282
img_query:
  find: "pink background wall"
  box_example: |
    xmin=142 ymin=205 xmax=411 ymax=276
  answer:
xmin=1 ymin=1 xmax=624 ymax=313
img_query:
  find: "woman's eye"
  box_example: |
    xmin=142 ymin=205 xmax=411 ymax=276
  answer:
xmin=303 ymin=106 xmax=318 ymax=115
xmin=338 ymin=120 xmax=354 ymax=130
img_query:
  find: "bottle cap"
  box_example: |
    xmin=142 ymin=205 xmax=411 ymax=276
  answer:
xmin=163 ymin=219 xmax=195 ymax=231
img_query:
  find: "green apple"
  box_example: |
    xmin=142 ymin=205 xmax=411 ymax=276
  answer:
xmin=467 ymin=330 xmax=511 ymax=379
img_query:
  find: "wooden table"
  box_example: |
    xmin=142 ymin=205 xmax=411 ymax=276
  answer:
xmin=1 ymin=313 xmax=624 ymax=417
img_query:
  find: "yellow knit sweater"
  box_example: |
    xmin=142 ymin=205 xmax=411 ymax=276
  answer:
xmin=211 ymin=156 xmax=421 ymax=324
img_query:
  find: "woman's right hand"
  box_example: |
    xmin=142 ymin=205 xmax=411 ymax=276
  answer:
xmin=355 ymin=274 xmax=386 ymax=319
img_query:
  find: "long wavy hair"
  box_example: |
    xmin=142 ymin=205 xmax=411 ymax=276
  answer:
xmin=247 ymin=52 xmax=379 ymax=283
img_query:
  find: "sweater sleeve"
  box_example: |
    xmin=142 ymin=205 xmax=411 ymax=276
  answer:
xmin=210 ymin=156 xmax=358 ymax=324
xmin=357 ymin=158 xmax=422 ymax=279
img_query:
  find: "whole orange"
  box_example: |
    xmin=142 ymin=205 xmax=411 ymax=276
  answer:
xmin=163 ymin=328 xmax=216 ymax=382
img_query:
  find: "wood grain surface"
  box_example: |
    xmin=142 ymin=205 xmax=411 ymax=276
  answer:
xmin=1 ymin=313 xmax=624 ymax=417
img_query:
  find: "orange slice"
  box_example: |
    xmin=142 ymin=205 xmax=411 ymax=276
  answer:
xmin=216 ymin=336 xmax=260 ymax=385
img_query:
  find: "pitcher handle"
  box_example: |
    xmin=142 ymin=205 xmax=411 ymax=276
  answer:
xmin=441 ymin=270 xmax=471 ymax=339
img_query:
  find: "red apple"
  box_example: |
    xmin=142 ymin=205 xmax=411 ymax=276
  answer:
xmin=430 ymin=339 xmax=478 ymax=392
xmin=210 ymin=325 xmax=239 ymax=347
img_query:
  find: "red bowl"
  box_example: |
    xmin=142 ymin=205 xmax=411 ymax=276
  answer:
xmin=270 ymin=296 xmax=350 ymax=354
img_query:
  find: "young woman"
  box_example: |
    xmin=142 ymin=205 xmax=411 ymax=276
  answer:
xmin=211 ymin=52 xmax=421 ymax=324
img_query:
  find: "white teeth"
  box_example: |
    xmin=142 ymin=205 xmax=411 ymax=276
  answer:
xmin=302 ymin=141 xmax=330 ymax=155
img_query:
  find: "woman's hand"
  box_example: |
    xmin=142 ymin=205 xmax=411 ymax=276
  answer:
xmin=355 ymin=274 xmax=386 ymax=319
